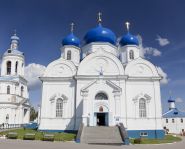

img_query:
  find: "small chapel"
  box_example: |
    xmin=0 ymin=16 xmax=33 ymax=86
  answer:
xmin=39 ymin=13 xmax=165 ymax=139
xmin=0 ymin=33 xmax=30 ymax=126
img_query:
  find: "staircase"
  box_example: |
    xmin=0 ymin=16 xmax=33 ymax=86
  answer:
xmin=80 ymin=126 xmax=123 ymax=145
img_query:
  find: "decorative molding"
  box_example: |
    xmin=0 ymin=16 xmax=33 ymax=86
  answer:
xmin=133 ymin=93 xmax=152 ymax=103
xmin=50 ymin=93 xmax=68 ymax=102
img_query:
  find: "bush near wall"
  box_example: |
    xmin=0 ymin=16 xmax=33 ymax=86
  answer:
xmin=23 ymin=133 xmax=35 ymax=140
xmin=7 ymin=132 xmax=18 ymax=139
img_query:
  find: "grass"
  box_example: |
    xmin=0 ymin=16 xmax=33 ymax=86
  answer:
xmin=130 ymin=135 xmax=182 ymax=144
xmin=0 ymin=128 xmax=76 ymax=141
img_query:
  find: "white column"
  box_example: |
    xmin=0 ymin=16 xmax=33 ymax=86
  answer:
xmin=82 ymin=91 xmax=88 ymax=126
xmin=114 ymin=91 xmax=121 ymax=124
xmin=11 ymin=60 xmax=15 ymax=76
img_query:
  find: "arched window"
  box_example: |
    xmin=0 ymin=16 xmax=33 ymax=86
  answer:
xmin=139 ymin=98 xmax=147 ymax=118
xmin=56 ymin=98 xmax=64 ymax=117
xmin=21 ymin=86 xmax=24 ymax=96
xmin=181 ymin=118 xmax=183 ymax=123
xmin=129 ymin=50 xmax=134 ymax=60
xmin=6 ymin=114 xmax=9 ymax=123
xmin=15 ymin=61 xmax=18 ymax=74
xmin=7 ymin=86 xmax=10 ymax=94
xmin=7 ymin=61 xmax=11 ymax=75
xmin=172 ymin=118 xmax=175 ymax=123
xmin=67 ymin=50 xmax=71 ymax=60
xmin=166 ymin=119 xmax=168 ymax=123
xmin=95 ymin=93 xmax=108 ymax=100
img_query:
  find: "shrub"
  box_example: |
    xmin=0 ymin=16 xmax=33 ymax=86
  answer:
xmin=23 ymin=133 xmax=35 ymax=140
xmin=134 ymin=138 xmax=142 ymax=144
xmin=42 ymin=134 xmax=54 ymax=141
xmin=7 ymin=132 xmax=18 ymax=139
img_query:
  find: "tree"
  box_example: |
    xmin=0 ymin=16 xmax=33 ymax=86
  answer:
xmin=30 ymin=107 xmax=38 ymax=121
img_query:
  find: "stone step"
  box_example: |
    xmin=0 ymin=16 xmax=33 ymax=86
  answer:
xmin=81 ymin=126 xmax=123 ymax=144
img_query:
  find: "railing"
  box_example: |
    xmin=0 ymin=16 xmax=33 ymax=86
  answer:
xmin=118 ymin=123 xmax=130 ymax=145
xmin=0 ymin=123 xmax=23 ymax=130
xmin=76 ymin=123 xmax=84 ymax=143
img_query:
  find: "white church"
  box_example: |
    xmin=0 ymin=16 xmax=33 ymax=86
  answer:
xmin=39 ymin=14 xmax=165 ymax=139
xmin=163 ymin=98 xmax=185 ymax=134
xmin=0 ymin=33 xmax=30 ymax=126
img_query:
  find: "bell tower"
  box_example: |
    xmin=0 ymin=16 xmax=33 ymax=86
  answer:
xmin=1 ymin=32 xmax=25 ymax=76
xmin=61 ymin=22 xmax=81 ymax=66
xmin=119 ymin=22 xmax=140 ymax=63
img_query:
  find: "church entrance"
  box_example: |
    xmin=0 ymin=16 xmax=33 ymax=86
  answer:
xmin=96 ymin=113 xmax=108 ymax=126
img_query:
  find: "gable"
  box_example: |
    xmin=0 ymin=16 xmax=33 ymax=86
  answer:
xmin=78 ymin=49 xmax=124 ymax=76
xmin=44 ymin=58 xmax=76 ymax=77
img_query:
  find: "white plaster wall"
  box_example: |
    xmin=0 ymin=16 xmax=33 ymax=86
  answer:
xmin=125 ymin=80 xmax=163 ymax=130
xmin=162 ymin=118 xmax=185 ymax=134
xmin=39 ymin=80 xmax=76 ymax=130
xmin=82 ymin=43 xmax=119 ymax=58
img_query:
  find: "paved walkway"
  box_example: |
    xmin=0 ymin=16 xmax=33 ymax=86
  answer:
xmin=0 ymin=137 xmax=185 ymax=149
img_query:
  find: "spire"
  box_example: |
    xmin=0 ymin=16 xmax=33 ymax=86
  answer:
xmin=125 ymin=21 xmax=130 ymax=33
xmin=168 ymin=90 xmax=175 ymax=110
xmin=70 ymin=22 xmax=74 ymax=33
xmin=10 ymin=29 xmax=19 ymax=50
xmin=13 ymin=29 xmax=16 ymax=36
xmin=97 ymin=12 xmax=102 ymax=25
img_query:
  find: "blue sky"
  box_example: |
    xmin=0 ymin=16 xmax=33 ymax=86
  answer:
xmin=0 ymin=0 xmax=185 ymax=112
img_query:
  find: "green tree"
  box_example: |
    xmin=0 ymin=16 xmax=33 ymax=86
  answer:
xmin=30 ymin=107 xmax=38 ymax=121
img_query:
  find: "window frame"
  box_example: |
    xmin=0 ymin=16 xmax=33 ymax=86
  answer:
xmin=129 ymin=50 xmax=134 ymax=60
xmin=67 ymin=50 xmax=71 ymax=60
xmin=15 ymin=61 xmax=18 ymax=74
xmin=7 ymin=61 xmax=11 ymax=75
xmin=7 ymin=86 xmax=10 ymax=94
xmin=139 ymin=98 xmax=147 ymax=118
xmin=56 ymin=98 xmax=64 ymax=118
xmin=140 ymin=132 xmax=148 ymax=137
xmin=21 ymin=86 xmax=24 ymax=97
xmin=95 ymin=92 xmax=108 ymax=100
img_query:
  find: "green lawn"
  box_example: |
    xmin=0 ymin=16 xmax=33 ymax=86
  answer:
xmin=130 ymin=135 xmax=182 ymax=144
xmin=0 ymin=129 xmax=76 ymax=141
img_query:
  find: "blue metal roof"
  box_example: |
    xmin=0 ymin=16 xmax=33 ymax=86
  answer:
xmin=163 ymin=108 xmax=185 ymax=118
xmin=62 ymin=33 xmax=80 ymax=47
xmin=84 ymin=24 xmax=116 ymax=45
xmin=120 ymin=32 xmax=139 ymax=46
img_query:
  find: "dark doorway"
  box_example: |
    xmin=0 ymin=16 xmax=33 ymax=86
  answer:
xmin=97 ymin=113 xmax=106 ymax=126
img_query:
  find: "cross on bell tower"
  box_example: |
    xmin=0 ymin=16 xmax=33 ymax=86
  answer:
xmin=70 ymin=22 xmax=74 ymax=33
xmin=97 ymin=12 xmax=102 ymax=24
xmin=125 ymin=21 xmax=130 ymax=33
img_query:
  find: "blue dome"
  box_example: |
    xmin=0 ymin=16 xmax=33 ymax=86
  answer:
xmin=120 ymin=32 xmax=139 ymax=46
xmin=84 ymin=24 xmax=116 ymax=45
xmin=62 ymin=33 xmax=80 ymax=47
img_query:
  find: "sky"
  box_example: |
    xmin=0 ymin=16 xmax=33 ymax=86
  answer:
xmin=0 ymin=0 xmax=185 ymax=112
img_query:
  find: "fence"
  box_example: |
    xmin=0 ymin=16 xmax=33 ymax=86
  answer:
xmin=0 ymin=123 xmax=23 ymax=130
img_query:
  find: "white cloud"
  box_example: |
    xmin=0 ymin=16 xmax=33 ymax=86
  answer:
xmin=156 ymin=67 xmax=169 ymax=85
xmin=175 ymin=97 xmax=184 ymax=103
xmin=156 ymin=35 xmax=170 ymax=46
xmin=138 ymin=35 xmax=162 ymax=57
xmin=24 ymin=63 xmax=46 ymax=90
